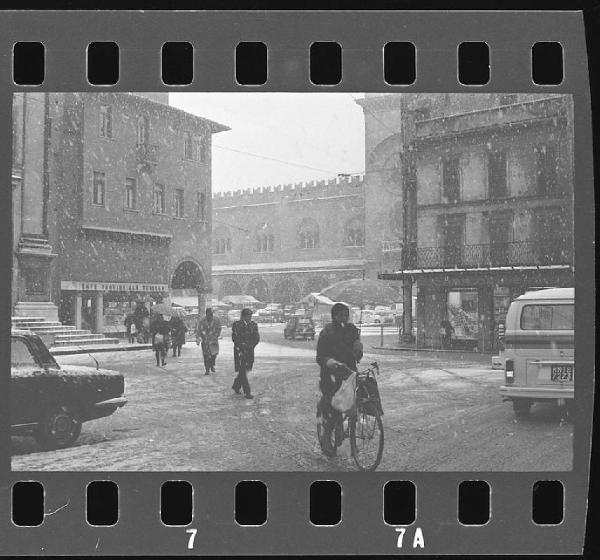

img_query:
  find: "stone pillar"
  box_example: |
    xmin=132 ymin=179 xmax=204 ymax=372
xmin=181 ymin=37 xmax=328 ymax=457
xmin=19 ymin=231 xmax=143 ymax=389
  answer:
xmin=95 ymin=292 xmax=104 ymax=334
xmin=197 ymin=291 xmax=207 ymax=316
xmin=402 ymin=277 xmax=413 ymax=342
xmin=74 ymin=292 xmax=83 ymax=330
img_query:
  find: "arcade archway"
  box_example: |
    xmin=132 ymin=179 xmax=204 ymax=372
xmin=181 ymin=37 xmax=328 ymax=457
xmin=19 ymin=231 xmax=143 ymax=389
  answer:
xmin=219 ymin=278 xmax=242 ymax=300
xmin=246 ymin=277 xmax=270 ymax=303
xmin=272 ymin=277 xmax=301 ymax=305
xmin=171 ymin=260 xmax=204 ymax=291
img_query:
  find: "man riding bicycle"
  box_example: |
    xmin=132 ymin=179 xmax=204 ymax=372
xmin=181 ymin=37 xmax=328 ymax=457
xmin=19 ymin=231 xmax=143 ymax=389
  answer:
xmin=316 ymin=303 xmax=363 ymax=448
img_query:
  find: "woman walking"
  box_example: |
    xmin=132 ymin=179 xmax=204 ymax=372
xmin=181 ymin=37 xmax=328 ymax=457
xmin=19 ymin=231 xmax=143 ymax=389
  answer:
xmin=197 ymin=308 xmax=222 ymax=375
xmin=169 ymin=315 xmax=188 ymax=357
xmin=150 ymin=314 xmax=171 ymax=366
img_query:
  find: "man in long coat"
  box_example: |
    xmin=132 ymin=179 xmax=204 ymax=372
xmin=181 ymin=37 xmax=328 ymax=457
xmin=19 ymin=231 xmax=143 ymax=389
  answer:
xmin=231 ymin=308 xmax=260 ymax=399
xmin=196 ymin=308 xmax=222 ymax=375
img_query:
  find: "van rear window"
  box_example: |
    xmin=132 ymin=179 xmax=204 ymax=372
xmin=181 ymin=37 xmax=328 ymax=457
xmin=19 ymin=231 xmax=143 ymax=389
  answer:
xmin=520 ymin=304 xmax=574 ymax=330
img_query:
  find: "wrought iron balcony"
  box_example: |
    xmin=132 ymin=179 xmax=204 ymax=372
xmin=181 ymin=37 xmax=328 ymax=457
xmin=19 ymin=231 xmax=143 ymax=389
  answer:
xmin=135 ymin=142 xmax=159 ymax=165
xmin=382 ymin=240 xmax=573 ymax=271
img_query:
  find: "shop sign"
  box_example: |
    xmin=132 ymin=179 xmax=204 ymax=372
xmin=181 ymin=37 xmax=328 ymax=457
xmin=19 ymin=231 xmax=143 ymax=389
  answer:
xmin=61 ymin=280 xmax=168 ymax=292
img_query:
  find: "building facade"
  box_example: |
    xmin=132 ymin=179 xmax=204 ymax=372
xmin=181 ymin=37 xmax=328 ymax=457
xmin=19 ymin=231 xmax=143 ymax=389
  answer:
xmin=212 ymin=175 xmax=366 ymax=304
xmin=358 ymin=93 xmax=574 ymax=351
xmin=12 ymin=92 xmax=228 ymax=333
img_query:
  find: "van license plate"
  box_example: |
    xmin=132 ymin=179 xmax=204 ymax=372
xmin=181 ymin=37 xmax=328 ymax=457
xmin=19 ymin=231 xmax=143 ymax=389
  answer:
xmin=551 ymin=365 xmax=573 ymax=382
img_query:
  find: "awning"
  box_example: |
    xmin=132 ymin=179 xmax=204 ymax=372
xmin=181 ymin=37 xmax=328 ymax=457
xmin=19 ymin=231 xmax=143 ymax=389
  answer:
xmin=380 ymin=264 xmax=573 ymax=279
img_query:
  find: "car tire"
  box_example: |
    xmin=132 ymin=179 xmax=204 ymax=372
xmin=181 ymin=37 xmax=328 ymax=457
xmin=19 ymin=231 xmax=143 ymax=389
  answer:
xmin=34 ymin=405 xmax=82 ymax=450
xmin=512 ymin=398 xmax=532 ymax=419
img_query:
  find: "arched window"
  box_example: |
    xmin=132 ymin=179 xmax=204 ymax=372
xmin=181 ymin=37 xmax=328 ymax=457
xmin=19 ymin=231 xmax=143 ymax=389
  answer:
xmin=345 ymin=217 xmax=364 ymax=247
xmin=298 ymin=218 xmax=320 ymax=249
xmin=184 ymin=132 xmax=193 ymax=160
xmin=214 ymin=226 xmax=231 ymax=255
xmin=255 ymin=223 xmax=274 ymax=253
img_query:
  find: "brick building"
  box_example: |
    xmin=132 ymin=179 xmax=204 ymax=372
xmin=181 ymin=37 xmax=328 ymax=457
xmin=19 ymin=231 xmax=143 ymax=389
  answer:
xmin=211 ymin=175 xmax=366 ymax=304
xmin=12 ymin=92 xmax=228 ymax=333
xmin=357 ymin=93 xmax=574 ymax=351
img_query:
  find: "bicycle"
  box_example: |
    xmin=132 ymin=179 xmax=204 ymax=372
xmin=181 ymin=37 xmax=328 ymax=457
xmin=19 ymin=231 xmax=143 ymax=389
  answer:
xmin=317 ymin=361 xmax=384 ymax=471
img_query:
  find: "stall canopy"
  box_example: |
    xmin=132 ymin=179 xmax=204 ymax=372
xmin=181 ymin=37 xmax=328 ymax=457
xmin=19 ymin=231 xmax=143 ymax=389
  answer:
xmin=319 ymin=279 xmax=401 ymax=307
xmin=222 ymin=295 xmax=262 ymax=306
xmin=171 ymin=296 xmax=200 ymax=309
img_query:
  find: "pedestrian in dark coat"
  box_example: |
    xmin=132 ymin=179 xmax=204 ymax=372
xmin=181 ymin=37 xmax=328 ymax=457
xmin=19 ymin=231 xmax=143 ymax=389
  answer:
xmin=169 ymin=316 xmax=188 ymax=357
xmin=124 ymin=314 xmax=135 ymax=343
xmin=231 ymin=308 xmax=260 ymax=399
xmin=150 ymin=314 xmax=171 ymax=366
xmin=197 ymin=308 xmax=222 ymax=375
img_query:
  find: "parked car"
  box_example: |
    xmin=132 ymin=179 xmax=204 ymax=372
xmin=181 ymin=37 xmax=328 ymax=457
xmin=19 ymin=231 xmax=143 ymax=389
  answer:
xmin=284 ymin=317 xmax=316 ymax=340
xmin=500 ymin=288 xmax=574 ymax=419
xmin=11 ymin=329 xmax=127 ymax=450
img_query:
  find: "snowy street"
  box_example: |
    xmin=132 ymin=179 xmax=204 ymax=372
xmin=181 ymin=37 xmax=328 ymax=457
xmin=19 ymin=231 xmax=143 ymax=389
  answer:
xmin=11 ymin=327 xmax=573 ymax=472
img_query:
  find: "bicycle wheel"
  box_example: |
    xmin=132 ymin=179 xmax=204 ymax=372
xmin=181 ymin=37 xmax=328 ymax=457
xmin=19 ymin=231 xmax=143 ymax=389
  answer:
xmin=316 ymin=403 xmax=337 ymax=457
xmin=350 ymin=401 xmax=384 ymax=471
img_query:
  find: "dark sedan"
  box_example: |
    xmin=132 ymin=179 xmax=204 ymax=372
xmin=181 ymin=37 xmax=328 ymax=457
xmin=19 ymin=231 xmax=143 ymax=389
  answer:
xmin=11 ymin=329 xmax=127 ymax=450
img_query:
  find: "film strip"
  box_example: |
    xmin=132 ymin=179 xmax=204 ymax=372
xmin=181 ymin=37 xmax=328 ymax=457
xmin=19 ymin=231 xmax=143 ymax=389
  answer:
xmin=0 ymin=10 xmax=594 ymax=556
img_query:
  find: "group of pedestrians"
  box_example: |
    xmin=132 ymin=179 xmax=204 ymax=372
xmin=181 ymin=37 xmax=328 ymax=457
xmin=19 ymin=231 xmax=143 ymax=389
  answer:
xmin=148 ymin=313 xmax=189 ymax=366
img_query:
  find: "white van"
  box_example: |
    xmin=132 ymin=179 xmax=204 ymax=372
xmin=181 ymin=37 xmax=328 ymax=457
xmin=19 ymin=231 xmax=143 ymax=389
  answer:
xmin=500 ymin=287 xmax=574 ymax=418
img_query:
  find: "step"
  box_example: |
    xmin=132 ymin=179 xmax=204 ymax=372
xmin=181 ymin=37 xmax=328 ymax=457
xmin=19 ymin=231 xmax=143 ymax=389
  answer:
xmin=11 ymin=317 xmax=48 ymax=324
xmin=54 ymin=333 xmax=107 ymax=341
xmin=52 ymin=337 xmax=120 ymax=347
xmin=13 ymin=322 xmax=66 ymax=329
xmin=31 ymin=329 xmax=89 ymax=336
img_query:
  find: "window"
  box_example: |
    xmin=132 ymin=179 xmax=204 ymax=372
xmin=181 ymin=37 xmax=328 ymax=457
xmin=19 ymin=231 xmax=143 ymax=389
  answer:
xmin=175 ymin=189 xmax=184 ymax=218
xmin=345 ymin=217 xmax=364 ymax=247
xmin=499 ymin=94 xmax=518 ymax=105
xmin=520 ymin=304 xmax=574 ymax=330
xmin=200 ymin=138 xmax=208 ymax=163
xmin=99 ymin=105 xmax=112 ymax=138
xmin=196 ymin=192 xmax=206 ymax=220
xmin=298 ymin=219 xmax=319 ymax=249
xmin=441 ymin=214 xmax=465 ymax=266
xmin=215 ymin=238 xmax=231 ymax=254
xmin=92 ymin=171 xmax=106 ymax=206
xmin=442 ymin=157 xmax=461 ymax=203
xmin=11 ymin=339 xmax=37 ymax=368
xmin=125 ymin=178 xmax=137 ymax=210
xmin=214 ymin=226 xmax=231 ymax=254
xmin=137 ymin=115 xmax=149 ymax=145
xmin=414 ymin=108 xmax=430 ymax=121
xmin=535 ymin=144 xmax=557 ymax=194
xmin=447 ymin=289 xmax=479 ymax=337
xmin=488 ymin=149 xmax=507 ymax=198
xmin=154 ymin=183 xmax=166 ymax=214
xmin=184 ymin=132 xmax=193 ymax=160
xmin=255 ymin=223 xmax=274 ymax=253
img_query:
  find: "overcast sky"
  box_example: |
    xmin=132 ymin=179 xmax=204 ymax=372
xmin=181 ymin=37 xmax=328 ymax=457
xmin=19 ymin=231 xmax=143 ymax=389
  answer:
xmin=169 ymin=93 xmax=365 ymax=193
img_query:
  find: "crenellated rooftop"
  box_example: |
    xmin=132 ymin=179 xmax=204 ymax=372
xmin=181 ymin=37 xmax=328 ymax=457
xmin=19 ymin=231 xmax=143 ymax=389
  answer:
xmin=212 ymin=174 xmax=365 ymax=207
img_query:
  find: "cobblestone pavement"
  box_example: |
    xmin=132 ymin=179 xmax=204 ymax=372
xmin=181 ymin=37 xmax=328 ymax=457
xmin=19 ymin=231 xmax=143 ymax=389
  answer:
xmin=11 ymin=328 xmax=573 ymax=471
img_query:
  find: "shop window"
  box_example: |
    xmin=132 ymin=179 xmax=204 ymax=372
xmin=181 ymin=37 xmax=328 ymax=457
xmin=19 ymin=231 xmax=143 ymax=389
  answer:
xmin=99 ymin=105 xmax=113 ymax=138
xmin=520 ymin=304 xmax=573 ymax=330
xmin=154 ymin=183 xmax=166 ymax=214
xmin=535 ymin=144 xmax=558 ymax=195
xmin=447 ymin=289 xmax=479 ymax=338
xmin=92 ymin=171 xmax=106 ymax=206
xmin=125 ymin=178 xmax=137 ymax=210
xmin=175 ymin=189 xmax=185 ymax=218
xmin=488 ymin=149 xmax=507 ymax=198
xmin=442 ymin=157 xmax=461 ymax=204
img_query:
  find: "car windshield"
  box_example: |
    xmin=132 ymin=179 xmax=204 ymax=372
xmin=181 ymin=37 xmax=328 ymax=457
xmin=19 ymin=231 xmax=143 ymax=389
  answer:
xmin=29 ymin=336 xmax=60 ymax=368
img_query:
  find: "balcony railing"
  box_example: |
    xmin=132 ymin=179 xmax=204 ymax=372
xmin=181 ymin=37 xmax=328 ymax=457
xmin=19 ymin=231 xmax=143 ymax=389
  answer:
xmin=135 ymin=143 xmax=159 ymax=165
xmin=382 ymin=240 xmax=573 ymax=271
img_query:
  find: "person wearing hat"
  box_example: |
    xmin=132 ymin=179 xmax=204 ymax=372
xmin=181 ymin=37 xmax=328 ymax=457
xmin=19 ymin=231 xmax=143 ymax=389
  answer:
xmin=316 ymin=303 xmax=363 ymax=448
xmin=231 ymin=308 xmax=260 ymax=399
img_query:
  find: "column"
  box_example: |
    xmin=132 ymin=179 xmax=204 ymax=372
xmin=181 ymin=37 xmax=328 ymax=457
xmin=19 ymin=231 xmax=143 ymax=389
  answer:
xmin=95 ymin=292 xmax=104 ymax=334
xmin=402 ymin=278 xmax=413 ymax=342
xmin=74 ymin=292 xmax=82 ymax=330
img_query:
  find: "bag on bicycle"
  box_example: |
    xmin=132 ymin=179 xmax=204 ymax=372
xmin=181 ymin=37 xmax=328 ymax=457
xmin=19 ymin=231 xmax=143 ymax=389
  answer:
xmin=331 ymin=371 xmax=357 ymax=412
xmin=359 ymin=376 xmax=384 ymax=416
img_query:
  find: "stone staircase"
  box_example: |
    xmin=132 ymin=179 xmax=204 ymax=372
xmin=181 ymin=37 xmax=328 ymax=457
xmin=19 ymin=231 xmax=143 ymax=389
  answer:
xmin=11 ymin=317 xmax=120 ymax=348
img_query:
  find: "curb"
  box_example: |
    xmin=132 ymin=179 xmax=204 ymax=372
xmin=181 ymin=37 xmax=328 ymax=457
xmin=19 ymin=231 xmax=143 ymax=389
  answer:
xmin=50 ymin=344 xmax=153 ymax=356
xmin=371 ymin=346 xmax=494 ymax=356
